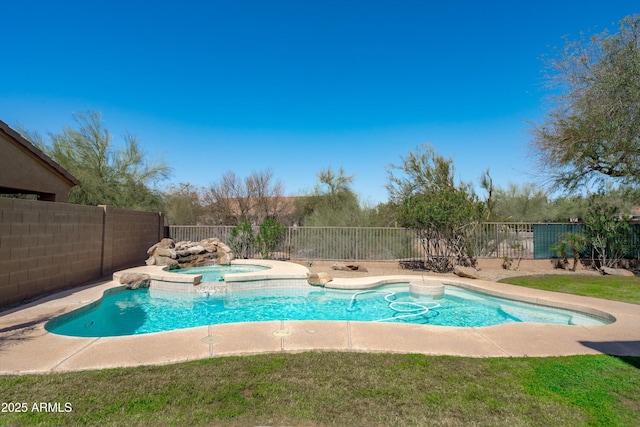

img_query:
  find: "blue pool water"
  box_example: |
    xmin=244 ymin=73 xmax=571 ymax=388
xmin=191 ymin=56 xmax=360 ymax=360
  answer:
xmin=46 ymin=284 xmax=611 ymax=337
xmin=176 ymin=264 xmax=270 ymax=282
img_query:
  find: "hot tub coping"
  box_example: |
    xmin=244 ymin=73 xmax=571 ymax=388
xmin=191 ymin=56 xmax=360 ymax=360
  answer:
xmin=112 ymin=259 xmax=309 ymax=287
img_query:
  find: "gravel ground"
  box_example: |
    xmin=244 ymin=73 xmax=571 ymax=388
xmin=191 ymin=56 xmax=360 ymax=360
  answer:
xmin=292 ymin=258 xmax=602 ymax=282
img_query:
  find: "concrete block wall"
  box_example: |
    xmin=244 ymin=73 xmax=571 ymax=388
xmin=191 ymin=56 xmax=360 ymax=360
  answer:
xmin=101 ymin=205 xmax=164 ymax=274
xmin=0 ymin=198 xmax=164 ymax=308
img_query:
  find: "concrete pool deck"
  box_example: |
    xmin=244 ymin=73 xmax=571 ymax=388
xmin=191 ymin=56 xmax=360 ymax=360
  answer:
xmin=1 ymin=266 xmax=640 ymax=374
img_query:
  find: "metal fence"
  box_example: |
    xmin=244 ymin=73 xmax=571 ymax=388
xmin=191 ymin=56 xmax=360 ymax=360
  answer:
xmin=168 ymin=223 xmax=541 ymax=261
xmin=472 ymin=222 xmax=534 ymax=259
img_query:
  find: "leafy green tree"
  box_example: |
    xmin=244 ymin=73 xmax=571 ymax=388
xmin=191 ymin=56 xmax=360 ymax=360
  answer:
xmin=387 ymin=144 xmax=485 ymax=272
xmin=530 ymin=15 xmax=640 ymax=192
xmin=32 ymin=111 xmax=170 ymax=210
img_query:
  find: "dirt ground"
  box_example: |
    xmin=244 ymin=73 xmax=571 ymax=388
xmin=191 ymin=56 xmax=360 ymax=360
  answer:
xmin=292 ymin=258 xmax=602 ymax=282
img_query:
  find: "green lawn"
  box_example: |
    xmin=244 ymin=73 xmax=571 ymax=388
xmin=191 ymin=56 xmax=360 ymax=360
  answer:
xmin=499 ymin=274 xmax=640 ymax=305
xmin=1 ymin=274 xmax=639 ymax=426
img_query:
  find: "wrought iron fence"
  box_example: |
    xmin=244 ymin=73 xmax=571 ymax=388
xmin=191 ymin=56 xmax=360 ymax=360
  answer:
xmin=168 ymin=223 xmax=538 ymax=261
xmin=472 ymin=222 xmax=534 ymax=259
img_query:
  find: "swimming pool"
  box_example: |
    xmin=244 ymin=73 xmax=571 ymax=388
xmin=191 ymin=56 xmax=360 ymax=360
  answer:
xmin=45 ymin=282 xmax=611 ymax=337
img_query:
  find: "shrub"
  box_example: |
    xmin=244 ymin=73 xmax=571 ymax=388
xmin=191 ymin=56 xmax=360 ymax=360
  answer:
xmin=228 ymin=220 xmax=255 ymax=259
xmin=256 ymin=218 xmax=287 ymax=259
xmin=584 ymin=195 xmax=631 ymax=269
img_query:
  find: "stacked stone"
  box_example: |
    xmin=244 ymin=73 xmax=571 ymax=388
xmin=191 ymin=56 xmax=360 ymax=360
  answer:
xmin=145 ymin=238 xmax=234 ymax=269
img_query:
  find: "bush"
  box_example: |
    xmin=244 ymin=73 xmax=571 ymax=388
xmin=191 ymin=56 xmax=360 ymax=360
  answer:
xmin=584 ymin=195 xmax=631 ymax=269
xmin=256 ymin=218 xmax=287 ymax=259
xmin=397 ymin=188 xmax=484 ymax=272
xmin=228 ymin=220 xmax=255 ymax=259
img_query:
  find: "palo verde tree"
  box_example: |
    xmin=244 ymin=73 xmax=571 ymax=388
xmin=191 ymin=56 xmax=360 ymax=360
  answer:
xmin=163 ymin=183 xmax=204 ymax=225
xmin=295 ymin=166 xmax=374 ymax=226
xmin=530 ymin=15 xmax=640 ymax=193
xmin=29 ymin=111 xmax=170 ymax=210
xmin=492 ymin=183 xmax=550 ymax=222
xmin=387 ymin=144 xmax=485 ymax=272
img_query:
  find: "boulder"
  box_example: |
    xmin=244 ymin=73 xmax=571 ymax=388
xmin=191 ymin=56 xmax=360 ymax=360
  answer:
xmin=601 ymin=267 xmax=635 ymax=277
xmin=154 ymin=247 xmax=177 ymax=259
xmin=215 ymin=242 xmax=234 ymax=265
xmin=216 ymin=253 xmax=232 ymax=265
xmin=146 ymin=238 xmax=235 ymax=268
xmin=176 ymin=254 xmax=198 ymax=264
xmin=332 ymin=263 xmax=368 ymax=272
xmin=307 ymin=272 xmax=332 ymax=286
xmin=201 ymin=237 xmax=221 ymax=248
xmin=454 ymin=265 xmax=480 ymax=279
xmin=188 ymin=245 xmax=206 ymax=255
xmin=119 ymin=273 xmax=151 ymax=289
xmin=146 ymin=243 xmax=159 ymax=255
xmin=154 ymin=256 xmax=179 ymax=267
xmin=217 ymin=241 xmax=232 ymax=253
xmin=158 ymin=238 xmax=175 ymax=249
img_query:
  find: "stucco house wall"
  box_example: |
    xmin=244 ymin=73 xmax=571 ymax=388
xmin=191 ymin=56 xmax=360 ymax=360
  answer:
xmin=0 ymin=120 xmax=79 ymax=202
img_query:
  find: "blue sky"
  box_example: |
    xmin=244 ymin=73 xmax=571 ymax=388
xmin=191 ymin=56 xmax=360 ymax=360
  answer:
xmin=1 ymin=1 xmax=637 ymax=204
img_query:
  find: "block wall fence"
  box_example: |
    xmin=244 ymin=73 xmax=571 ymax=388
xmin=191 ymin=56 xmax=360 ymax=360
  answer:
xmin=0 ymin=198 xmax=164 ymax=308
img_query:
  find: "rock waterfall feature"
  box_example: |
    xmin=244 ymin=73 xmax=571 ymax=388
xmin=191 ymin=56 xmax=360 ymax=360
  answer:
xmin=145 ymin=238 xmax=235 ymax=269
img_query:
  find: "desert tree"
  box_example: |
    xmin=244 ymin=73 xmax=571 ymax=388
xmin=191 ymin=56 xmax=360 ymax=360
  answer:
xmin=202 ymin=171 xmax=248 ymax=224
xmin=386 ymin=144 xmax=456 ymax=204
xmin=530 ymin=15 xmax=640 ymax=193
xmin=492 ymin=183 xmax=550 ymax=222
xmin=31 ymin=111 xmax=170 ymax=210
xmin=387 ymin=144 xmax=485 ymax=272
xmin=203 ymin=169 xmax=287 ymax=225
xmin=584 ymin=193 xmax=632 ymax=269
xmin=163 ymin=183 xmax=204 ymax=225
xmin=295 ymin=166 xmax=372 ymax=226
